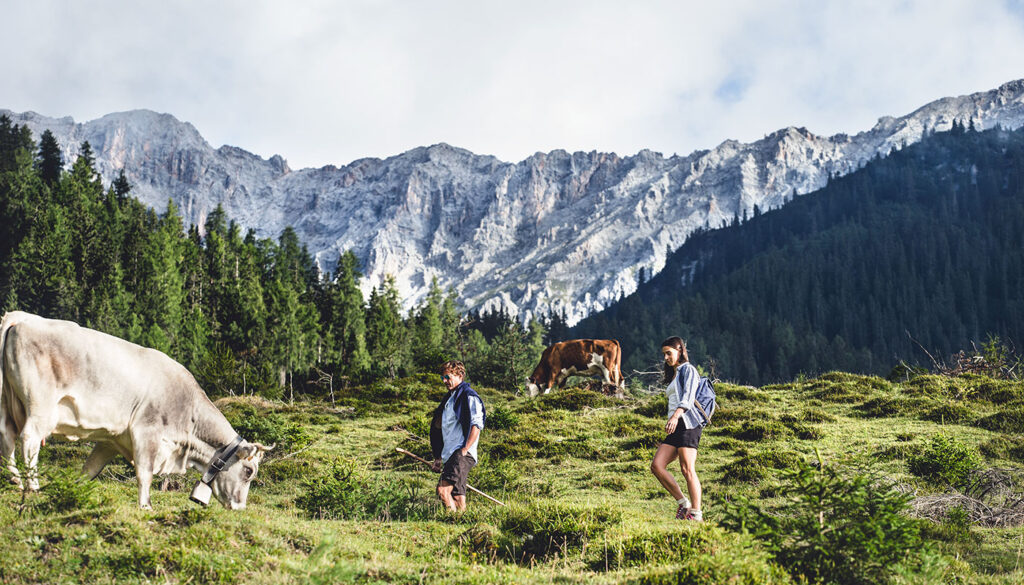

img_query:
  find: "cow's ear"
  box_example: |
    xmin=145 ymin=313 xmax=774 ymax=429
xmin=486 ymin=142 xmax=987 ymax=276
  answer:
xmin=239 ymin=441 xmax=275 ymax=461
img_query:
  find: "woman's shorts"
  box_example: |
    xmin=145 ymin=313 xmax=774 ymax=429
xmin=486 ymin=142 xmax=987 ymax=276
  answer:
xmin=663 ymin=424 xmax=702 ymax=449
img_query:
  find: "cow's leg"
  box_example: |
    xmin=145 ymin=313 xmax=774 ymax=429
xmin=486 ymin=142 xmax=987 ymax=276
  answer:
xmin=1 ymin=415 xmax=19 ymax=487
xmin=132 ymin=441 xmax=156 ymax=509
xmin=19 ymin=427 xmax=43 ymax=491
xmin=83 ymin=443 xmax=121 ymax=480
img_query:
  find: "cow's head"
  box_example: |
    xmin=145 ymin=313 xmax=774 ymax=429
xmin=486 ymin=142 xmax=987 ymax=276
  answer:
xmin=200 ymin=441 xmax=274 ymax=510
xmin=525 ymin=377 xmax=543 ymax=397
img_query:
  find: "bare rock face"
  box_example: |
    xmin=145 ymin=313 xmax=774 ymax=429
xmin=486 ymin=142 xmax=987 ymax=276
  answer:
xmin=6 ymin=79 xmax=1024 ymax=324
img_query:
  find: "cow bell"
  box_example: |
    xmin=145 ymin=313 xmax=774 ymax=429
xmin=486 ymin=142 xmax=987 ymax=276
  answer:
xmin=190 ymin=481 xmax=212 ymax=506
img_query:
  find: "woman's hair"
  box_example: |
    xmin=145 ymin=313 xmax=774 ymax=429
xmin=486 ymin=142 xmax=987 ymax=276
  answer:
xmin=440 ymin=360 xmax=466 ymax=379
xmin=660 ymin=336 xmax=689 ymax=384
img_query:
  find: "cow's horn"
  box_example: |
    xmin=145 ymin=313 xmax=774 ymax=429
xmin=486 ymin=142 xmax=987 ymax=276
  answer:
xmin=254 ymin=442 xmax=275 ymax=452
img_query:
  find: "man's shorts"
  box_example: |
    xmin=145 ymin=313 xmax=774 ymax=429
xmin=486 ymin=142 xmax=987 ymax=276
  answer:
xmin=439 ymin=451 xmax=477 ymax=496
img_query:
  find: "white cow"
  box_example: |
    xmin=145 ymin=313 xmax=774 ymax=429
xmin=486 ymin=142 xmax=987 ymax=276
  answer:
xmin=0 ymin=311 xmax=271 ymax=509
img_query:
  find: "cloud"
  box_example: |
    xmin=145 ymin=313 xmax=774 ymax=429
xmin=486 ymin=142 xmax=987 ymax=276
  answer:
xmin=1 ymin=0 xmax=1022 ymax=168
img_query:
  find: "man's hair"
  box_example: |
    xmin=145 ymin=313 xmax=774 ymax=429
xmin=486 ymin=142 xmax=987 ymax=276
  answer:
xmin=440 ymin=360 xmax=466 ymax=378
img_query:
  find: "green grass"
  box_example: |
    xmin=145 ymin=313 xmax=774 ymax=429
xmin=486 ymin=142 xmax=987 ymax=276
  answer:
xmin=1 ymin=372 xmax=1023 ymax=583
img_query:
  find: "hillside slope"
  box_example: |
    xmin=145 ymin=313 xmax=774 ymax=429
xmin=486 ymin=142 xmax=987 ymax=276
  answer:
xmin=572 ymin=124 xmax=1024 ymax=384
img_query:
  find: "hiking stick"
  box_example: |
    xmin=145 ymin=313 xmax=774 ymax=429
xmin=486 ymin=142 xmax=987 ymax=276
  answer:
xmin=395 ymin=447 xmax=506 ymax=507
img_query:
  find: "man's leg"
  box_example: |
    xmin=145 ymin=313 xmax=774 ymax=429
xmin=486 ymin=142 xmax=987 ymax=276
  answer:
xmin=453 ymin=494 xmax=467 ymax=511
xmin=437 ymin=480 xmax=457 ymax=511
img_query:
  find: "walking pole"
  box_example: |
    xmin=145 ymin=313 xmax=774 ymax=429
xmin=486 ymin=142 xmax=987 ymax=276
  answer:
xmin=395 ymin=447 xmax=506 ymax=507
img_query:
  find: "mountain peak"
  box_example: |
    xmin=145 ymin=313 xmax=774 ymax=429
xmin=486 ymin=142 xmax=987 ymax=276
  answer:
xmin=6 ymin=79 xmax=1024 ymax=324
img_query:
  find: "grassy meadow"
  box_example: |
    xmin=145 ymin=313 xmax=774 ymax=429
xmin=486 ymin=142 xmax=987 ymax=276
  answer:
xmin=1 ymin=371 xmax=1023 ymax=584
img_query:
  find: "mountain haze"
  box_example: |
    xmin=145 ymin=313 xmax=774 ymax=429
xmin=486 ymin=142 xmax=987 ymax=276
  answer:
xmin=5 ymin=80 xmax=1024 ymax=323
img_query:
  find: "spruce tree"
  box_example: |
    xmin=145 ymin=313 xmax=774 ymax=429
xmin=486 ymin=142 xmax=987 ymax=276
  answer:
xmin=36 ymin=129 xmax=63 ymax=186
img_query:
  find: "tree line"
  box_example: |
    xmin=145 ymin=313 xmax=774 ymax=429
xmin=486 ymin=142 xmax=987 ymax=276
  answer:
xmin=572 ymin=122 xmax=1024 ymax=385
xmin=0 ymin=116 xmax=549 ymax=399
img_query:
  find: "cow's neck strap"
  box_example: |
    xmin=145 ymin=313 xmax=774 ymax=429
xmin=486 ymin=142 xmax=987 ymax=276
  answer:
xmin=200 ymin=435 xmax=244 ymax=485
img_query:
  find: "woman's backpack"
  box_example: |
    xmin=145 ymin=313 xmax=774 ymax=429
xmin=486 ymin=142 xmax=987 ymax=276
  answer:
xmin=693 ymin=377 xmax=717 ymax=427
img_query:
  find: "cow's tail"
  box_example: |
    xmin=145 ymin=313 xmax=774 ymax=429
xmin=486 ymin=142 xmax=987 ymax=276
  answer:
xmin=0 ymin=312 xmax=22 ymax=435
xmin=612 ymin=339 xmax=624 ymax=388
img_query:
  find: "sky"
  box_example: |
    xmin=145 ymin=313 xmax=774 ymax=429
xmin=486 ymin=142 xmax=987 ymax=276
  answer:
xmin=2 ymin=0 xmax=1024 ymax=169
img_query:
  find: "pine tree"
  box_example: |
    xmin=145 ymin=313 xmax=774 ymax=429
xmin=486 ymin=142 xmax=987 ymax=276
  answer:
xmin=35 ymin=130 xmax=63 ymax=186
xmin=366 ymin=275 xmax=404 ymax=379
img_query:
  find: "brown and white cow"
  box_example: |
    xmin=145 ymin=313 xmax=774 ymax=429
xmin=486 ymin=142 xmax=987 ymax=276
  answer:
xmin=0 ymin=311 xmax=272 ymax=509
xmin=525 ymin=339 xmax=623 ymax=396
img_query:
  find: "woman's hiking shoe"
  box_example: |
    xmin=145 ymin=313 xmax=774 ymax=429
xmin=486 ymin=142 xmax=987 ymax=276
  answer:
xmin=675 ymin=504 xmax=689 ymax=519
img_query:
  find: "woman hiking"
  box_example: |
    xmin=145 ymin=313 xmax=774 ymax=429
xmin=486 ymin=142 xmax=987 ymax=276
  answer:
xmin=650 ymin=336 xmax=703 ymax=521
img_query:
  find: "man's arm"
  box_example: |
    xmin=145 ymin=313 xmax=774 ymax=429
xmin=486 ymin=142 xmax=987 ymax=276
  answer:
xmin=460 ymin=425 xmax=481 ymax=455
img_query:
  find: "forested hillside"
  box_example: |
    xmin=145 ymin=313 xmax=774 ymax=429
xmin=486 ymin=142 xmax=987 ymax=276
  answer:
xmin=573 ymin=123 xmax=1024 ymax=384
xmin=0 ymin=116 xmax=546 ymax=398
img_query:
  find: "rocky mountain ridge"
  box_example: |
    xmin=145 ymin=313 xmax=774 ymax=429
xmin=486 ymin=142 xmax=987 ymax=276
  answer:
xmin=5 ymin=79 xmax=1024 ymax=324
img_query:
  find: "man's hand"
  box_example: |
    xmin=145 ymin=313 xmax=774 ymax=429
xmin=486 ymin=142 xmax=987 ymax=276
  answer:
xmin=459 ymin=447 xmax=469 ymax=458
xmin=431 ymin=459 xmax=442 ymax=472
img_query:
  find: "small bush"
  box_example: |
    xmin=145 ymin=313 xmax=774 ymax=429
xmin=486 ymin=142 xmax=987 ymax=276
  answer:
xmin=734 ymin=420 xmax=790 ymax=442
xmin=801 ymin=407 xmax=837 ymax=423
xmin=908 ymin=434 xmax=982 ymax=486
xmin=222 ymin=404 xmax=312 ymax=452
xmin=603 ymin=413 xmax=661 ymax=437
xmin=720 ymin=449 xmax=799 ymax=484
xmin=975 ymin=405 xmax=1024 ymax=433
xmin=486 ymin=405 xmax=520 ymax=431
xmin=542 ymin=436 xmax=605 ymax=461
xmin=875 ymin=442 xmax=924 ymax=462
xmin=536 ymin=386 xmax=618 ymax=411
xmin=633 ymin=394 xmax=668 ymax=418
xmin=297 ymin=458 xmax=426 ymax=521
xmin=979 ymin=435 xmax=1024 ymax=462
xmin=35 ymin=467 xmax=108 ymax=514
xmin=485 ymin=441 xmax=537 ymax=461
xmin=497 ymin=502 xmax=620 ymax=563
xmin=722 ymin=457 xmax=926 ymax=585
xmin=592 ymin=476 xmax=628 ymax=492
xmin=787 ymin=423 xmax=824 ymax=441
xmin=921 ymin=403 xmax=974 ymax=424
xmin=859 ymin=396 xmax=927 ymax=417
xmin=967 ymin=376 xmax=1023 ymax=403
xmin=469 ymin=454 xmax=520 ymax=493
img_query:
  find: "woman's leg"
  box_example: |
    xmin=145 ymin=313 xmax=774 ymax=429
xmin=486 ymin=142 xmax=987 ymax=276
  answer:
xmin=678 ymin=447 xmax=702 ymax=510
xmin=650 ymin=443 xmax=685 ymax=500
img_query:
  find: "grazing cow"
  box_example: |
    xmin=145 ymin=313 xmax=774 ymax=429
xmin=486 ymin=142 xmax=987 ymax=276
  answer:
xmin=0 ymin=311 xmax=272 ymax=509
xmin=525 ymin=339 xmax=623 ymax=396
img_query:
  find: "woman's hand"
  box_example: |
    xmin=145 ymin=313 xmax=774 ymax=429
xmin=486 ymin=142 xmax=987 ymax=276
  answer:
xmin=665 ymin=416 xmax=678 ymax=434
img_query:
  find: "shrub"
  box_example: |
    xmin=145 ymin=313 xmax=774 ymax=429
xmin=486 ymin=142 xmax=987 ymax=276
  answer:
xmin=497 ymin=502 xmax=620 ymax=563
xmin=222 ymin=404 xmax=312 ymax=452
xmin=720 ymin=449 xmax=799 ymax=485
xmin=721 ymin=456 xmax=926 ymax=585
xmin=859 ymin=396 xmax=927 ymax=417
xmin=468 ymin=454 xmax=520 ymax=493
xmin=296 ymin=458 xmax=426 ymax=521
xmin=921 ymin=403 xmax=973 ymax=424
xmin=603 ymin=525 xmax=792 ymax=584
xmin=486 ymin=405 xmax=520 ymax=431
xmin=908 ymin=434 xmax=982 ymax=486
xmin=35 ymin=467 xmax=108 ymax=514
xmin=734 ymin=420 xmax=790 ymax=441
xmin=787 ymin=423 xmax=824 ymax=441
xmin=603 ymin=413 xmax=660 ymax=437
xmin=979 ymin=435 xmax=1024 ymax=462
xmin=801 ymin=407 xmax=837 ymax=423
xmin=633 ymin=394 xmax=668 ymax=418
xmin=536 ymin=386 xmax=617 ymax=411
xmin=542 ymin=436 xmax=606 ymax=461
xmin=975 ymin=405 xmax=1024 ymax=433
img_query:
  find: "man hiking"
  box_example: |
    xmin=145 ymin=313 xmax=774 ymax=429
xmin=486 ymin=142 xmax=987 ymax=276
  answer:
xmin=430 ymin=360 xmax=485 ymax=512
